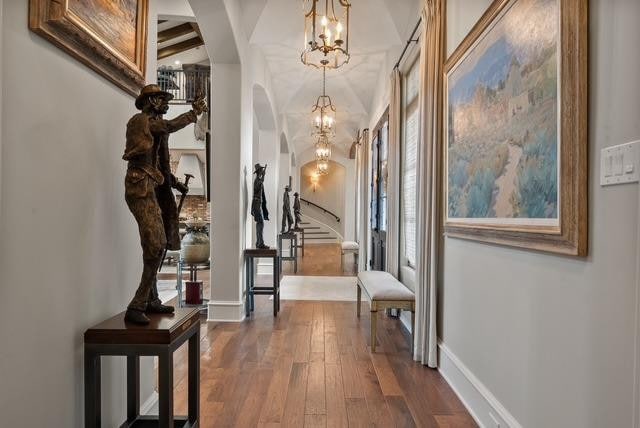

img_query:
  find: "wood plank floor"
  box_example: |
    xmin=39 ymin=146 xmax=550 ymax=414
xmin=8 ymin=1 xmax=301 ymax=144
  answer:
xmin=281 ymin=243 xmax=357 ymax=277
xmin=167 ymin=297 xmax=476 ymax=427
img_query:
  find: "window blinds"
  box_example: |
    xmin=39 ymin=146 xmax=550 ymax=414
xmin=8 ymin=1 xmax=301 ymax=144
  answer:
xmin=402 ymin=60 xmax=419 ymax=267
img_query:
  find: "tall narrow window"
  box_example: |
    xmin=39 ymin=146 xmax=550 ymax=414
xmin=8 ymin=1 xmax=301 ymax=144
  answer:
xmin=401 ymin=58 xmax=419 ymax=268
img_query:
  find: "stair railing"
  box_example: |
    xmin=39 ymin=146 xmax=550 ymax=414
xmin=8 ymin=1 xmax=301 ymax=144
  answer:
xmin=299 ymin=198 xmax=340 ymax=223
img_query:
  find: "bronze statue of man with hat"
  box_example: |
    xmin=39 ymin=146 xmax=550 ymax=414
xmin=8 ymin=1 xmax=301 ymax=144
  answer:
xmin=251 ymin=163 xmax=270 ymax=249
xmin=293 ymin=192 xmax=302 ymax=230
xmin=123 ymin=84 xmax=207 ymax=324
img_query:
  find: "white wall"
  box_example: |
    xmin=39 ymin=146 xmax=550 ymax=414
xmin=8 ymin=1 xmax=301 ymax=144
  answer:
xmin=258 ymin=130 xmax=279 ymax=246
xmin=296 ymin=146 xmax=357 ymax=240
xmin=166 ymin=104 xmax=206 ymax=150
xmin=0 ymin=2 xmax=155 ymax=426
xmin=440 ymin=1 xmax=640 ymax=427
xmin=300 ymin=160 xmax=346 ymax=236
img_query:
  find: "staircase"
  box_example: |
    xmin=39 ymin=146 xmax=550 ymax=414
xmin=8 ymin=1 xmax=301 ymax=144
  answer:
xmin=299 ymin=213 xmax=342 ymax=244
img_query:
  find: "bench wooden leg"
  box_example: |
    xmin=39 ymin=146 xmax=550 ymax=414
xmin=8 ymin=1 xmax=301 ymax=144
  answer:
xmin=370 ymin=304 xmax=377 ymax=352
xmin=356 ymin=285 xmax=361 ymax=317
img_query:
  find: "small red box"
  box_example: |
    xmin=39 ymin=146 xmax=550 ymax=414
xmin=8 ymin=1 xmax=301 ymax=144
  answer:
xmin=185 ymin=280 xmax=203 ymax=305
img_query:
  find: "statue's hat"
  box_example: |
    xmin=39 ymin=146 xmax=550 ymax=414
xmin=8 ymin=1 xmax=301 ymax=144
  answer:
xmin=135 ymin=84 xmax=174 ymax=110
xmin=254 ymin=163 xmax=264 ymax=174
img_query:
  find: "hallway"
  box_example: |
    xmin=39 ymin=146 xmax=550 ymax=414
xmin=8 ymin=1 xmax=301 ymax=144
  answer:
xmin=281 ymin=243 xmax=357 ymax=277
xmin=169 ymin=300 xmax=475 ymax=427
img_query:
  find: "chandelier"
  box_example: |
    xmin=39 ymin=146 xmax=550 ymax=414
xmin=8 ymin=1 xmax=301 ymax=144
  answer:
xmin=315 ymin=133 xmax=332 ymax=161
xmin=312 ymin=67 xmax=336 ymax=136
xmin=301 ymin=0 xmax=351 ymax=69
xmin=316 ymin=159 xmax=330 ymax=175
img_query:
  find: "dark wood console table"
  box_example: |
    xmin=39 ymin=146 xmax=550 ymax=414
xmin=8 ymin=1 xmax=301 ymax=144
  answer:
xmin=278 ymin=231 xmax=298 ymax=274
xmin=84 ymin=308 xmax=201 ymax=428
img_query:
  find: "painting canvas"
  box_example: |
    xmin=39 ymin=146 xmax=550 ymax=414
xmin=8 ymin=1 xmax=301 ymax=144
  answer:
xmin=447 ymin=0 xmax=559 ymax=226
xmin=30 ymin=0 xmax=148 ymax=96
xmin=444 ymin=0 xmax=588 ymax=255
xmin=68 ymin=0 xmax=139 ymax=62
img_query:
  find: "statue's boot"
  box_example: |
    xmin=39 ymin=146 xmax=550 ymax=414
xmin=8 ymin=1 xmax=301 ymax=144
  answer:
xmin=125 ymin=309 xmax=150 ymax=325
xmin=147 ymin=301 xmax=175 ymax=314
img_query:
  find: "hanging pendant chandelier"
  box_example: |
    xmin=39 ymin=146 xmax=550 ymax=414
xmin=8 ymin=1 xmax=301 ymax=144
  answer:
xmin=311 ymin=67 xmax=336 ymax=136
xmin=316 ymin=159 xmax=330 ymax=175
xmin=301 ymin=0 xmax=351 ymax=69
xmin=315 ymin=132 xmax=332 ymax=162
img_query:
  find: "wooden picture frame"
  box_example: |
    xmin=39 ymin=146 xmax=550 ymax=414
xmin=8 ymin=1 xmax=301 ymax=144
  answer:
xmin=443 ymin=0 xmax=588 ymax=256
xmin=29 ymin=0 xmax=149 ymax=97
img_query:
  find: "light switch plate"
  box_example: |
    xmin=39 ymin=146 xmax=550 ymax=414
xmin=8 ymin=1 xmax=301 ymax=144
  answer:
xmin=600 ymin=141 xmax=640 ymax=186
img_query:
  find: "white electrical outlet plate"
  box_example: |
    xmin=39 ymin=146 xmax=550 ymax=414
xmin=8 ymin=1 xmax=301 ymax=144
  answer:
xmin=600 ymin=140 xmax=640 ymax=186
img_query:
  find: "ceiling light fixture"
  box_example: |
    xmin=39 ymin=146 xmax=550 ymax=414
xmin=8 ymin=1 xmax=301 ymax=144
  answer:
xmin=311 ymin=67 xmax=336 ymax=136
xmin=316 ymin=159 xmax=330 ymax=176
xmin=301 ymin=0 xmax=351 ymax=69
xmin=315 ymin=133 xmax=332 ymax=162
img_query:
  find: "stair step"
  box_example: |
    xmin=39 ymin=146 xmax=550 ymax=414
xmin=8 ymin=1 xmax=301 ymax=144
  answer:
xmin=301 ymin=226 xmax=321 ymax=230
xmin=305 ymin=231 xmax=330 ymax=235
xmin=305 ymin=236 xmax=338 ymax=240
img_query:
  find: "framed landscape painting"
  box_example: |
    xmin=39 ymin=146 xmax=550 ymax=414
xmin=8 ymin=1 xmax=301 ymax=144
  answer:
xmin=30 ymin=0 xmax=149 ymax=96
xmin=443 ymin=0 xmax=588 ymax=256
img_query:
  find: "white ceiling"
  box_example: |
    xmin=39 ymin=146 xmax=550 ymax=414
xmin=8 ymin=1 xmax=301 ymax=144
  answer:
xmin=239 ymin=0 xmax=421 ymax=154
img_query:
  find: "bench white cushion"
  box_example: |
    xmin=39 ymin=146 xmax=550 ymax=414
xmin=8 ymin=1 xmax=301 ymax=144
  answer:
xmin=358 ymin=271 xmax=415 ymax=301
xmin=341 ymin=241 xmax=359 ymax=251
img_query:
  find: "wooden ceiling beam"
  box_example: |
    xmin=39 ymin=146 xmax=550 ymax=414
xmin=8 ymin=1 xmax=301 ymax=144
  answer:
xmin=157 ymin=37 xmax=204 ymax=59
xmin=190 ymin=22 xmax=203 ymax=41
xmin=158 ymin=23 xmax=196 ymax=43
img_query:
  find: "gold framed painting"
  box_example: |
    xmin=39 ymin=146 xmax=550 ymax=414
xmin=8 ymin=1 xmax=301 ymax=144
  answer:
xmin=443 ymin=0 xmax=588 ymax=256
xmin=30 ymin=0 xmax=149 ymax=96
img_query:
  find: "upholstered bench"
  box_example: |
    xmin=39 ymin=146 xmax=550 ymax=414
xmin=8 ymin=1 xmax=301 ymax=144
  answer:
xmin=341 ymin=241 xmax=359 ymax=272
xmin=357 ymin=271 xmax=415 ymax=352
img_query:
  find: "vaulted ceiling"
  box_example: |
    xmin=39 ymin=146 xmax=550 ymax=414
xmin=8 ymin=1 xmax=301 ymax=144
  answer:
xmin=239 ymin=0 xmax=421 ymax=155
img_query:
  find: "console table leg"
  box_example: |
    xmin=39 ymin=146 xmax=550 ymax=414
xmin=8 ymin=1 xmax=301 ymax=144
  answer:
xmin=250 ymin=258 xmax=255 ymax=312
xmin=188 ymin=331 xmax=200 ymax=424
xmin=245 ymin=258 xmax=250 ymax=316
xmin=126 ymin=356 xmax=140 ymax=422
xmin=84 ymin=349 xmax=101 ymax=428
xmin=158 ymin=350 xmax=174 ymax=428
xmin=273 ymin=255 xmax=279 ymax=316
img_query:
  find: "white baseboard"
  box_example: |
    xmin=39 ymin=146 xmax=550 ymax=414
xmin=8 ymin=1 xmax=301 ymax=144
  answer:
xmin=257 ymin=260 xmax=274 ymax=275
xmin=141 ymin=391 xmax=158 ymax=415
xmin=438 ymin=341 xmax=522 ymax=428
xmin=207 ymin=300 xmax=245 ymax=322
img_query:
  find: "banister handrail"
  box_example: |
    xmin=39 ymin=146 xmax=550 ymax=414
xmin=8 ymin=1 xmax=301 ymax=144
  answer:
xmin=300 ymin=198 xmax=340 ymax=223
xmin=157 ymin=68 xmax=210 ymax=104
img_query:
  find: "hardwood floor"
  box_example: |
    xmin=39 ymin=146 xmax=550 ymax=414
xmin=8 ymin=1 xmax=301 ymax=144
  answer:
xmin=281 ymin=243 xmax=357 ymax=277
xmin=167 ymin=297 xmax=476 ymax=427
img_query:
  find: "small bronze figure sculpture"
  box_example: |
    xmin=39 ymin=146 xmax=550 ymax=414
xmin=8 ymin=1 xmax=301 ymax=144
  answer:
xmin=281 ymin=185 xmax=294 ymax=234
xmin=123 ymin=84 xmax=207 ymax=324
xmin=251 ymin=164 xmax=270 ymax=249
xmin=293 ymin=192 xmax=302 ymax=230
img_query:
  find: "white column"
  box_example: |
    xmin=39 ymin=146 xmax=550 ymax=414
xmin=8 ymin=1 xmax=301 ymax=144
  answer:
xmin=343 ymin=159 xmax=356 ymax=241
xmin=208 ymin=63 xmax=245 ymax=321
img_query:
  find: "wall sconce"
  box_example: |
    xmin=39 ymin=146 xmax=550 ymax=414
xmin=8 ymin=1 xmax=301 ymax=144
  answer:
xmin=310 ymin=172 xmax=319 ymax=192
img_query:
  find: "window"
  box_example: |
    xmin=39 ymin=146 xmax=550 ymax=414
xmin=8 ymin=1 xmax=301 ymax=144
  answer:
xmin=401 ymin=58 xmax=419 ymax=268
